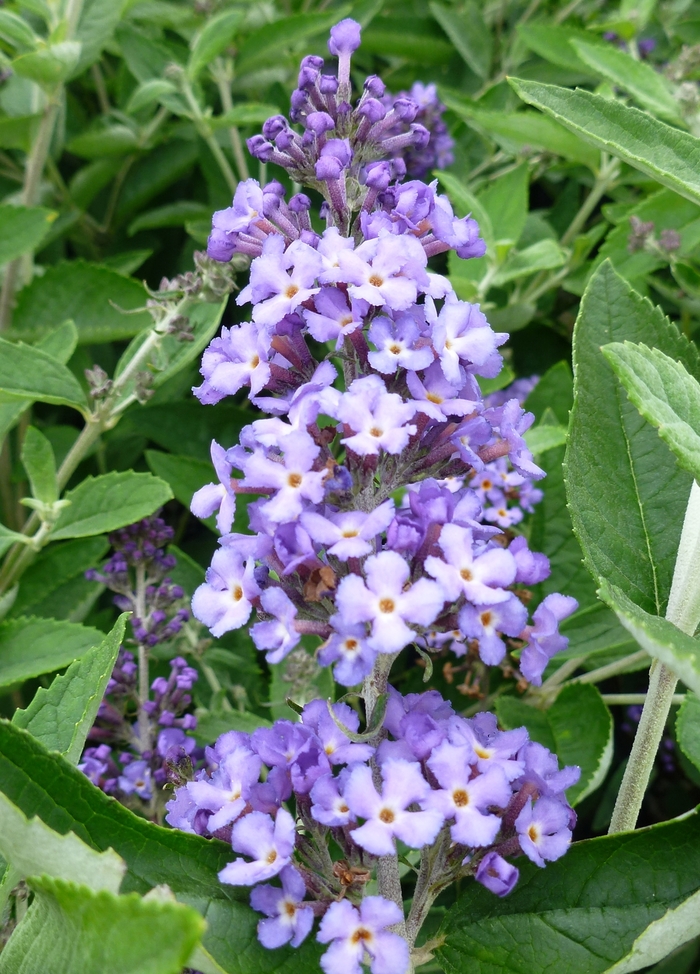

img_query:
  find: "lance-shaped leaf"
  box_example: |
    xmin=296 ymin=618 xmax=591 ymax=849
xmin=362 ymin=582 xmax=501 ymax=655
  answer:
xmin=564 ymin=261 xmax=700 ymax=617
xmin=21 ymin=425 xmax=58 ymax=504
xmin=187 ymin=7 xmax=244 ymax=79
xmin=509 ymin=78 xmax=700 ymax=207
xmin=0 ymin=876 xmax=204 ymax=974
xmin=0 ymin=617 xmax=103 ymax=689
xmin=599 ymin=580 xmax=700 ymax=697
xmin=12 ymin=614 xmax=127 ymax=762
xmin=0 ymin=524 xmax=27 ymax=559
xmin=0 ymin=204 xmax=55 ymax=265
xmin=429 ymin=2 xmax=492 ymax=78
xmin=571 ymin=40 xmax=683 ymax=124
xmin=0 ymin=337 xmax=88 ymax=412
xmin=601 ymin=342 xmax=700 ymax=484
xmin=50 ymin=471 xmax=173 ymax=540
xmin=676 ymin=692 xmax=700 ymax=773
xmin=437 ymin=808 xmax=700 ymax=974
xmin=0 ymin=792 xmax=124 ymax=893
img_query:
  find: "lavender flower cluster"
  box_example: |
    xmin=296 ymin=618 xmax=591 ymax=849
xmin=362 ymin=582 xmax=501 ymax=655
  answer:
xmin=86 ymin=515 xmax=189 ymax=647
xmin=80 ymin=516 xmax=199 ymax=811
xmin=167 ymin=687 xmax=579 ymax=972
xmin=79 ymin=653 xmax=199 ymax=805
xmin=191 ymin=17 xmax=576 ymax=691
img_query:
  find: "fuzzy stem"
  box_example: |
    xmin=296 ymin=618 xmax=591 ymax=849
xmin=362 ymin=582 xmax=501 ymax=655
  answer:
xmin=609 ymin=481 xmax=700 ymax=832
xmin=135 ymin=562 xmax=152 ymax=753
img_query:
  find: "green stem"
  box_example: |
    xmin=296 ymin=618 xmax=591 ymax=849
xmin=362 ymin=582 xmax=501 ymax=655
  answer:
xmin=214 ymin=65 xmax=250 ymax=181
xmin=570 ymin=649 xmax=648 ymax=686
xmin=602 ymin=693 xmax=686 ymax=706
xmin=560 ymin=153 xmax=620 ymax=247
xmin=182 ymin=82 xmax=237 ymax=194
xmin=609 ymin=481 xmax=700 ymax=833
xmin=0 ymin=98 xmax=60 ymax=330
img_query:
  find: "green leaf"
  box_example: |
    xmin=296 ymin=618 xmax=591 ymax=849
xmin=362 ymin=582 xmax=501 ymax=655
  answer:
xmin=0 ymin=616 xmax=103 ymax=689
xmin=192 ymin=709 xmax=272 ymax=746
xmin=115 ymin=141 xmax=199 ymax=224
xmin=120 ymin=400 xmax=249 ymax=462
xmin=115 ymin=296 xmax=227 ymax=396
xmin=66 ymin=124 xmax=141 ymax=158
xmin=362 ymin=18 xmax=453 ymax=63
xmin=0 ymin=525 xmax=27 ymax=558
xmin=235 ymin=9 xmax=352 ymax=74
xmin=0 ymin=204 xmax=55 ymax=265
xmin=524 ymin=423 xmax=568 ymax=454
xmin=565 ymin=261 xmax=700 ymax=617
xmin=497 ymin=684 xmax=612 ymax=805
xmin=126 ymin=78 xmax=178 ymax=114
xmin=441 ymin=91 xmax=600 ymax=170
xmin=0 ymin=11 xmax=38 ymax=51
xmin=0 ymin=876 xmax=204 ymax=974
xmin=0 ymin=721 xmax=322 ymax=971
xmin=73 ymin=0 xmax=129 ymax=75
xmin=571 ymin=39 xmax=682 ymax=124
xmin=51 ymin=472 xmax=173 ymax=541
xmin=429 ymin=2 xmax=491 ymax=78
xmin=0 ymin=337 xmax=87 ymax=411
xmin=478 ymin=163 xmax=529 ymax=246
xmin=21 ymin=426 xmax=58 ymax=504
xmin=509 ymin=78 xmax=700 ymax=207
xmin=600 ymin=580 xmax=700 ymax=697
xmin=13 ymin=615 xmax=126 ymax=763
xmin=0 ymin=792 xmax=125 ymax=893
xmin=128 ymin=200 xmax=209 ymax=236
xmin=0 ymin=114 xmax=40 ymax=151
xmin=676 ymin=692 xmax=700 ymax=772
xmin=437 ymin=809 xmax=700 ymax=974
xmin=516 ymin=22 xmax=606 ymax=76
xmin=601 ymin=342 xmax=700 ymax=484
xmin=187 ymin=8 xmax=244 ymax=79
xmin=12 ymin=40 xmax=81 ymax=86
xmin=210 ymin=105 xmax=283 ymax=130
xmin=145 ymin=451 xmax=215 ymax=526
xmin=0 ymin=322 xmax=79 ymax=443
xmin=9 ymin=535 xmax=107 ymax=620
xmin=12 ymin=260 xmax=151 ymax=344
xmin=556 ymin=601 xmax=641 ymax=671
xmin=116 ymin=22 xmax=182 ymax=83
xmin=493 ymin=238 xmax=566 ymax=285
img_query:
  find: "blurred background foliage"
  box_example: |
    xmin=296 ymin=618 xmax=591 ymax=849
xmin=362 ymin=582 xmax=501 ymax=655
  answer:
xmin=3 ymin=0 xmax=700 ymax=944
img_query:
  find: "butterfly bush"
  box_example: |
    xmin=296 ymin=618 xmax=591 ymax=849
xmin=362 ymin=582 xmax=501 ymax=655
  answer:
xmin=172 ymin=17 xmax=581 ymax=969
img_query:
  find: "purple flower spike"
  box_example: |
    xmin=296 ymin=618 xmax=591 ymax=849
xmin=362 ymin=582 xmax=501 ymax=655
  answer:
xmin=515 ymin=797 xmax=572 ymax=867
xmin=475 ymin=852 xmax=519 ymax=896
xmin=219 ymin=808 xmax=297 ymax=885
xmin=317 ymin=897 xmax=409 ymax=974
xmin=344 ymin=758 xmax=443 ymax=855
xmin=251 ymin=866 xmax=314 ymax=949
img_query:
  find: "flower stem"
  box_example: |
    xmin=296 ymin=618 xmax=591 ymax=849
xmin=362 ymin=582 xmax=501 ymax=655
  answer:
xmin=609 ymin=481 xmax=700 ymax=833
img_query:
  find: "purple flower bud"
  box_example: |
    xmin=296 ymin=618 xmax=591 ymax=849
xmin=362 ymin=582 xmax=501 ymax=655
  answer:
xmin=247 ymin=135 xmax=275 ymax=161
xmin=358 ymin=98 xmax=386 ymax=124
xmin=289 ymin=193 xmax=311 ymax=213
xmin=328 ymin=18 xmax=361 ymax=56
xmin=262 ymin=116 xmax=288 ymax=140
xmin=319 ymin=74 xmax=339 ymax=94
xmin=475 ymin=852 xmax=519 ymax=896
xmin=392 ymin=97 xmax=419 ymax=122
xmin=364 ymin=74 xmax=385 ymax=97
xmin=305 ymin=111 xmax=335 ymax=136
